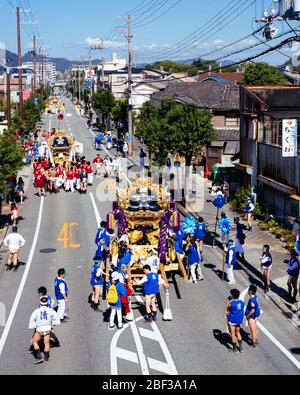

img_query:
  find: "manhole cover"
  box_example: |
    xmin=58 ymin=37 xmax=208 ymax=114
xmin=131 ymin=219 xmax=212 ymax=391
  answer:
xmin=40 ymin=249 xmax=56 ymax=254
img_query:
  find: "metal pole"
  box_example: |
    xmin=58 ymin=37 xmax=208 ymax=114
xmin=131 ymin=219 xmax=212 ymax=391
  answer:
xmin=127 ymin=15 xmax=133 ymax=156
xmin=33 ymin=35 xmax=36 ymax=96
xmin=41 ymin=52 xmax=44 ymax=96
xmin=78 ymin=68 xmax=81 ymax=104
xmin=17 ymin=7 xmax=24 ymax=121
xmin=38 ymin=48 xmax=41 ymax=90
xmin=6 ymin=69 xmax=11 ymax=129
xmin=101 ymin=38 xmax=105 ymax=90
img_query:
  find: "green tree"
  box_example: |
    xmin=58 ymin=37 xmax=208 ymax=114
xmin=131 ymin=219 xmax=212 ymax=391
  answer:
xmin=192 ymin=58 xmax=219 ymax=71
xmin=145 ymin=60 xmax=197 ymax=76
xmin=242 ymin=62 xmax=288 ymax=86
xmin=23 ymin=95 xmax=45 ymax=132
xmin=0 ymin=130 xmax=24 ymax=194
xmin=137 ymin=99 xmax=216 ymax=167
xmin=92 ymin=90 xmax=116 ymax=128
xmin=112 ymin=98 xmax=128 ymax=132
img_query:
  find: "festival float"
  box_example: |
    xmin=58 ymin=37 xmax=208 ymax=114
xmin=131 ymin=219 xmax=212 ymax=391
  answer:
xmin=106 ymin=178 xmax=188 ymax=283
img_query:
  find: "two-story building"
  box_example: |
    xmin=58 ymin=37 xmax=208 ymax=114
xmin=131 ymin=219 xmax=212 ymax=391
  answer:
xmin=151 ymin=82 xmax=240 ymax=172
xmin=238 ymin=86 xmax=300 ymax=220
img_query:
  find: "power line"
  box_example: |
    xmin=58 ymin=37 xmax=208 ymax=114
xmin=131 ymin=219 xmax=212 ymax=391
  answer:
xmin=133 ymin=0 xmax=182 ymax=29
xmin=136 ymin=0 xmax=253 ymax=62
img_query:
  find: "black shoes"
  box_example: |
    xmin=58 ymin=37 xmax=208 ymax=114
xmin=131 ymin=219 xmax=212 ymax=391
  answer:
xmin=33 ymin=349 xmax=43 ymax=365
xmin=43 ymin=352 xmax=50 ymax=362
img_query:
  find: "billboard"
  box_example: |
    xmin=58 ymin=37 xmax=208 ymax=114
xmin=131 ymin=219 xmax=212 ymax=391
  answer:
xmin=283 ymin=119 xmax=298 ymax=157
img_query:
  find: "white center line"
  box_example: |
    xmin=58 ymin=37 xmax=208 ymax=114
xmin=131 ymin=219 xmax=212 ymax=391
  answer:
xmin=0 ymin=197 xmax=45 ymax=357
xmin=89 ymin=192 xmax=102 ymax=228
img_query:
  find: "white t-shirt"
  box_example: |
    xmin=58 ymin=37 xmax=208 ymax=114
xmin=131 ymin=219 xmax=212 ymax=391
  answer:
xmin=144 ymin=255 xmax=160 ymax=274
xmin=29 ymin=306 xmax=60 ymax=332
xmin=4 ymin=233 xmax=25 ymax=250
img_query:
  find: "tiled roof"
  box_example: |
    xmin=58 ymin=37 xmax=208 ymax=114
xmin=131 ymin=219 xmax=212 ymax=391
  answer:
xmin=216 ymin=128 xmax=240 ymax=141
xmin=151 ymin=82 xmax=240 ymax=111
xmin=199 ymin=72 xmax=244 ymax=83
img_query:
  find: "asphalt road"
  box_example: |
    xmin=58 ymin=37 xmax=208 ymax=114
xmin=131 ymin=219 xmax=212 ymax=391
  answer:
xmin=0 ymin=99 xmax=299 ymax=375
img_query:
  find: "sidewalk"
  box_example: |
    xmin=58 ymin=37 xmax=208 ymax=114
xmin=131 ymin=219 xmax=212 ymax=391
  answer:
xmin=180 ymin=175 xmax=299 ymax=315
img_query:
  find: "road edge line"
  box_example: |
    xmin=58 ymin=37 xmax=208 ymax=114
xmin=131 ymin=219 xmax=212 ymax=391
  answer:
xmin=0 ymin=196 xmax=44 ymax=357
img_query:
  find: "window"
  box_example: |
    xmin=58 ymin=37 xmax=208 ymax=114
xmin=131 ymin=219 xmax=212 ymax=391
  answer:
xmin=116 ymin=77 xmax=126 ymax=84
xmin=263 ymin=119 xmax=282 ymax=146
xmin=225 ymin=117 xmax=239 ymax=127
xmin=263 ymin=118 xmax=300 ymax=150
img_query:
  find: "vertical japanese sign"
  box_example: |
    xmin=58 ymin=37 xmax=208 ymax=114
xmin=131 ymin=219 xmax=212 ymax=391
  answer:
xmin=283 ymin=119 xmax=298 ymax=157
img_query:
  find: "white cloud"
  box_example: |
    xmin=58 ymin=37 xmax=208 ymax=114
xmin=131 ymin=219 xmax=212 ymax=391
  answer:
xmin=84 ymin=37 xmax=127 ymax=49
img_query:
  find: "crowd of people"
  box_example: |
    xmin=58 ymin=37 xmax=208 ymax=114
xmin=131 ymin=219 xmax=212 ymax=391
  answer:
xmin=32 ymin=155 xmax=96 ymax=196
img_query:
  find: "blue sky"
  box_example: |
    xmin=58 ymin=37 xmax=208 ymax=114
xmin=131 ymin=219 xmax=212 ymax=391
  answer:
xmin=0 ymin=0 xmax=298 ymax=65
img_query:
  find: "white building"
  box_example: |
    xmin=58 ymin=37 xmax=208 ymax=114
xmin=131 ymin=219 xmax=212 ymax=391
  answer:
xmin=97 ymin=52 xmax=126 ymax=73
xmin=109 ymin=67 xmax=144 ymax=99
xmin=23 ymin=61 xmax=57 ymax=84
xmin=132 ymin=81 xmax=168 ymax=111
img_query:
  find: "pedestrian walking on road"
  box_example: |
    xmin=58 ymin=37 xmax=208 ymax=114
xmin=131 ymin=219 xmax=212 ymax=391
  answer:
xmin=54 ymin=269 xmax=69 ymax=322
xmin=245 ymin=285 xmax=261 ymax=348
xmin=219 ymin=212 xmax=232 ymax=246
xmin=10 ymin=203 xmax=18 ymax=226
xmin=95 ymin=221 xmax=111 ymax=262
xmin=287 ymin=249 xmax=300 ymax=303
xmin=123 ymin=142 xmax=128 ymax=158
xmin=186 ymin=237 xmax=203 ymax=283
xmin=29 ymin=296 xmax=60 ymax=364
xmin=37 ymin=287 xmax=60 ymax=347
xmin=226 ymin=240 xmax=237 ymax=285
xmin=260 ymin=245 xmax=273 ymax=294
xmin=107 ymin=133 xmax=113 ymax=150
xmin=135 ymin=265 xmax=169 ymax=322
xmin=35 ymin=170 xmax=47 ymax=197
xmin=244 ymin=196 xmax=255 ymax=231
xmin=195 ymin=217 xmax=206 ymax=261
xmin=90 ymin=259 xmax=108 ymax=311
xmin=107 ymin=272 xmax=127 ymax=331
xmin=3 ymin=226 xmax=25 ymax=271
xmin=139 ymin=148 xmax=147 ymax=168
xmin=16 ymin=177 xmax=25 ymax=204
xmin=226 ymin=289 xmax=245 ymax=353
xmin=234 ymin=217 xmax=246 ymax=261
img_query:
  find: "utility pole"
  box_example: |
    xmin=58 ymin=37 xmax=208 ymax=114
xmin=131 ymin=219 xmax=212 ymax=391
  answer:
xmin=78 ymin=67 xmax=81 ymax=104
xmin=90 ymin=39 xmax=105 ymax=91
xmin=6 ymin=68 xmax=11 ymax=129
xmin=33 ymin=35 xmax=36 ymax=96
xmin=41 ymin=51 xmax=44 ymax=96
xmin=38 ymin=47 xmax=41 ymax=90
xmin=16 ymin=6 xmax=24 ymax=122
xmin=100 ymin=38 xmax=105 ymax=90
xmin=127 ymin=15 xmax=133 ymax=156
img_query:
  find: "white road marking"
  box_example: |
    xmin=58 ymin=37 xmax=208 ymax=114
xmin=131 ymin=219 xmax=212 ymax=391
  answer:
xmin=0 ymin=197 xmax=44 ymax=357
xmin=48 ymin=116 xmax=52 ymax=134
xmin=241 ymin=286 xmax=300 ymax=371
xmin=0 ymin=303 xmax=6 ymax=327
xmin=111 ymin=295 xmax=178 ymax=375
xmin=129 ymin=318 xmax=150 ymax=375
xmin=89 ymin=192 xmax=102 ymax=228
